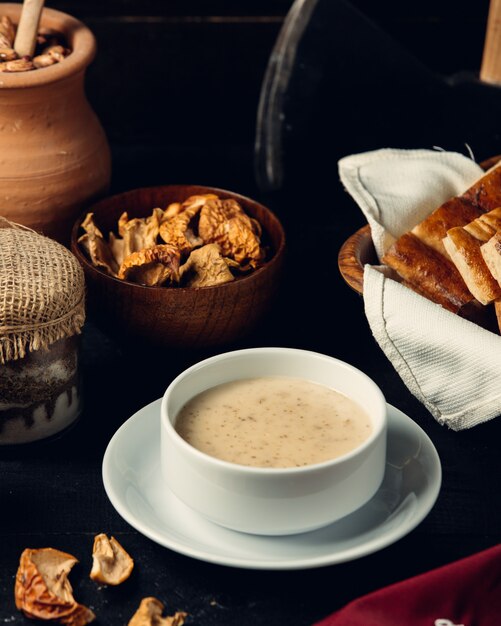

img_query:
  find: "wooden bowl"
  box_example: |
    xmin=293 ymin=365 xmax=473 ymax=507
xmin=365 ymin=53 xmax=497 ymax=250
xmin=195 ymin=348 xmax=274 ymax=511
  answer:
xmin=71 ymin=185 xmax=286 ymax=349
xmin=339 ymin=156 xmax=500 ymax=295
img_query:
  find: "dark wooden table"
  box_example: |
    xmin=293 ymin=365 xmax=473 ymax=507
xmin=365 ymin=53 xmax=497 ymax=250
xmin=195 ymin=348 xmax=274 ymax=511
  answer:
xmin=1 ymin=1 xmax=501 ymax=623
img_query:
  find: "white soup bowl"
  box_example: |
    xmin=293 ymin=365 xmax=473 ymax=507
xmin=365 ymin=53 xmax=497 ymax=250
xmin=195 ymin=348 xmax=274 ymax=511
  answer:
xmin=160 ymin=347 xmax=387 ymax=535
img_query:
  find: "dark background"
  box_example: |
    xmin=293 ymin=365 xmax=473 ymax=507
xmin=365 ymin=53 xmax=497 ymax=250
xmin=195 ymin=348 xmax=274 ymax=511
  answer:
xmin=44 ymin=0 xmax=495 ymax=194
xmin=2 ymin=1 xmax=500 ymax=625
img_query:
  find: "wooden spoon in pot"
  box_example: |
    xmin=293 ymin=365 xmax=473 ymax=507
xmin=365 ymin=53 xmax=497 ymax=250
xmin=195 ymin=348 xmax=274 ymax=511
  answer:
xmin=14 ymin=0 xmax=45 ymax=58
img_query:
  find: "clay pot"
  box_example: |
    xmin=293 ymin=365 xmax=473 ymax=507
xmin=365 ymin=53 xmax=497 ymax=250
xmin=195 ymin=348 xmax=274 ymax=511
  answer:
xmin=0 ymin=4 xmax=111 ymax=243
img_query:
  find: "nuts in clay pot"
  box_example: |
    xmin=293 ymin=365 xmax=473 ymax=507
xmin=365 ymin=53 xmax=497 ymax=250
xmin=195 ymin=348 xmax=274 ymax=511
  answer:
xmin=15 ymin=548 xmax=95 ymax=625
xmin=0 ymin=6 xmax=111 ymax=244
xmin=90 ymin=534 xmax=134 ymax=585
xmin=79 ymin=193 xmax=267 ymax=288
xmin=128 ymin=597 xmax=187 ymax=626
xmin=0 ymin=15 xmax=70 ymax=72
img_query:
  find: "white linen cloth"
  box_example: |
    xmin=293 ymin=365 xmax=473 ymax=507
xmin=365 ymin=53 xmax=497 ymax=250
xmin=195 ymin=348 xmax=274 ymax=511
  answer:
xmin=338 ymin=148 xmax=501 ymax=430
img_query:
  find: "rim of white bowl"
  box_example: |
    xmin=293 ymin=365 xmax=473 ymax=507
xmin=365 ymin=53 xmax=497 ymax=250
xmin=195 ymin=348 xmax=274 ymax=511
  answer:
xmin=160 ymin=347 xmax=387 ymax=475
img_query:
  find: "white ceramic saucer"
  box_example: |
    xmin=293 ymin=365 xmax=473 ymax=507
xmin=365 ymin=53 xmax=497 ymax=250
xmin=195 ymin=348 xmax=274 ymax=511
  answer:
xmin=102 ymin=399 xmax=441 ymax=570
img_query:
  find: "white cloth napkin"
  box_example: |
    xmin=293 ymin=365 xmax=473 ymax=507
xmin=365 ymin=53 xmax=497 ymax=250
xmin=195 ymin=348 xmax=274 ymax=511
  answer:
xmin=338 ymin=148 xmax=501 ymax=430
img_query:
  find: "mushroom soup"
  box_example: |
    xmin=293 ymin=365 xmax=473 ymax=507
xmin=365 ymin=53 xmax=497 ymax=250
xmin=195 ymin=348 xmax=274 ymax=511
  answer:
xmin=174 ymin=377 xmax=372 ymax=468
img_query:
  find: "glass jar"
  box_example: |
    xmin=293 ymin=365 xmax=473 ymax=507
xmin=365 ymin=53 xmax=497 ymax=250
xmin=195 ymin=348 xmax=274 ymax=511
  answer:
xmin=0 ymin=219 xmax=85 ymax=445
xmin=0 ymin=336 xmax=82 ymax=445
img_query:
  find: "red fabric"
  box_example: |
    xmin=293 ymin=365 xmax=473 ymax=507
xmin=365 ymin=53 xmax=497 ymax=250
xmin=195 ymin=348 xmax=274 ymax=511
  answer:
xmin=314 ymin=544 xmax=501 ymax=626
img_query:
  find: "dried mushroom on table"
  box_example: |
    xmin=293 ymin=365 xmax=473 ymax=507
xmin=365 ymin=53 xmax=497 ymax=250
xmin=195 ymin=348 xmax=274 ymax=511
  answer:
xmin=13 ymin=540 xmax=189 ymax=624
xmin=127 ymin=597 xmax=187 ymax=626
xmin=15 ymin=548 xmax=95 ymax=625
xmin=90 ymin=533 xmax=134 ymax=585
xmin=79 ymin=193 xmax=267 ymax=288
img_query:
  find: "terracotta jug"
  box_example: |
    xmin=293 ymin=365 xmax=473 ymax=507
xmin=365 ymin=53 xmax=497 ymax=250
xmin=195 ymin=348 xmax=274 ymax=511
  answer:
xmin=0 ymin=4 xmax=111 ymax=243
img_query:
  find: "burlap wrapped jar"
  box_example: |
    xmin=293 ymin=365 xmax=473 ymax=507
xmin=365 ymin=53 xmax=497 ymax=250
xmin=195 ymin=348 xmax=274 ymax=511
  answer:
xmin=0 ymin=219 xmax=85 ymax=444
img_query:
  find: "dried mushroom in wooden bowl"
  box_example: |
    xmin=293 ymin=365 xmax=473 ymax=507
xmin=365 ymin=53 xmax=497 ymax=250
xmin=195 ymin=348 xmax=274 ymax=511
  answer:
xmin=71 ymin=185 xmax=285 ymax=349
xmin=79 ymin=193 xmax=266 ymax=288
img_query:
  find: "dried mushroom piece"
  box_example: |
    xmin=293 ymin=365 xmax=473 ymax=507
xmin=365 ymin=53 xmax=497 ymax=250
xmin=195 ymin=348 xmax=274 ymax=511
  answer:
xmin=180 ymin=243 xmax=238 ymax=287
xmin=164 ymin=202 xmax=183 ymax=220
xmin=15 ymin=548 xmax=96 ymax=625
xmin=118 ymin=208 xmax=164 ymax=258
xmin=109 ymin=231 xmax=126 ymax=267
xmin=158 ymin=194 xmax=219 ymax=256
xmin=78 ymin=213 xmax=119 ymax=276
xmin=118 ymin=244 xmax=181 ymax=286
xmin=159 ymin=202 xmax=203 ymax=256
xmin=198 ymin=198 xmax=264 ymax=267
xmin=90 ymin=533 xmax=134 ymax=586
xmin=80 ymin=211 xmax=105 ymax=238
xmin=181 ymin=193 xmax=218 ymax=210
xmin=128 ymin=597 xmax=187 ymax=626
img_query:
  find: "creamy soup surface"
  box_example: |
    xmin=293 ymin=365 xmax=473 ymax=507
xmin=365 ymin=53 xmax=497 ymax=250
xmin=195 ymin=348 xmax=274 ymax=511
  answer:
xmin=174 ymin=377 xmax=372 ymax=468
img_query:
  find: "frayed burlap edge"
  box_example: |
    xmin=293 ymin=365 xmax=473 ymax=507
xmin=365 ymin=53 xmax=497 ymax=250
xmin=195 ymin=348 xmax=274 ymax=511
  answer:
xmin=0 ymin=296 xmax=85 ymax=364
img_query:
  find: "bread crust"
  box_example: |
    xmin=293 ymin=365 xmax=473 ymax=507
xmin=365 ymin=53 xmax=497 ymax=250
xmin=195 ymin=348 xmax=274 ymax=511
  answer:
xmin=464 ymin=207 xmax=501 ymax=242
xmin=443 ymin=227 xmax=501 ymax=305
xmin=411 ymin=197 xmax=483 ymax=256
xmin=382 ymin=232 xmax=474 ymax=312
xmin=462 ymin=163 xmax=501 ymax=211
xmin=481 ymin=231 xmax=501 ymax=285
